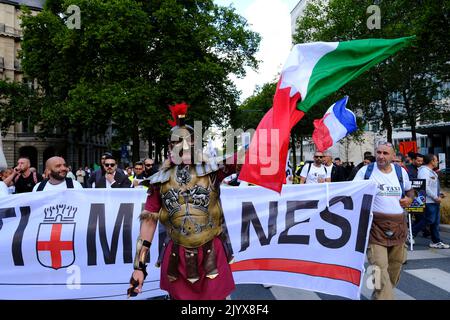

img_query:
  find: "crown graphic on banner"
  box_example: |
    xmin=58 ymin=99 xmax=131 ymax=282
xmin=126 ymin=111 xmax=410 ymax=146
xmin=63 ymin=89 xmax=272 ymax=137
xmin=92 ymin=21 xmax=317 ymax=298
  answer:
xmin=43 ymin=204 xmax=78 ymax=222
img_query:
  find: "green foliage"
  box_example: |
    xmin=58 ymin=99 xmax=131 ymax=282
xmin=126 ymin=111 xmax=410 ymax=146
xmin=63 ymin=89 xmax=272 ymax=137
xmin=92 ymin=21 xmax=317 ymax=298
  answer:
xmin=230 ymin=82 xmax=276 ymax=131
xmin=293 ymin=0 xmax=450 ymax=141
xmin=0 ymin=81 xmax=40 ymax=135
xmin=13 ymin=0 xmax=260 ymax=158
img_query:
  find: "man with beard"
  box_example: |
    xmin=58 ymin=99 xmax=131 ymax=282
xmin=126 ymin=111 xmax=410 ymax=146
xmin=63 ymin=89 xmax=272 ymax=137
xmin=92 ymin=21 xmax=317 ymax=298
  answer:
xmin=93 ymin=155 xmax=131 ymax=188
xmin=354 ymin=142 xmax=414 ymax=299
xmin=143 ymin=158 xmax=158 ymax=177
xmin=3 ymin=157 xmax=42 ymax=193
xmin=128 ymin=103 xmax=236 ymax=300
xmin=32 ymin=157 xmax=83 ymax=191
xmin=87 ymin=152 xmax=111 ymax=188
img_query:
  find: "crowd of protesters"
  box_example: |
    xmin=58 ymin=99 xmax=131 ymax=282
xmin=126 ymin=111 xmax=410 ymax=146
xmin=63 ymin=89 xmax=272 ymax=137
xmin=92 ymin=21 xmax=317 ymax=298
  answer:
xmin=0 ymin=152 xmax=159 ymax=195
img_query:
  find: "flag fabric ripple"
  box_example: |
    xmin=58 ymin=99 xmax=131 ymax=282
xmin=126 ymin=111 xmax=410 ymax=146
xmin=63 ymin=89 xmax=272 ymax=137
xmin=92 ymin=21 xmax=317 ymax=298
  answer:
xmin=312 ymin=96 xmax=357 ymax=152
xmin=239 ymin=37 xmax=415 ymax=193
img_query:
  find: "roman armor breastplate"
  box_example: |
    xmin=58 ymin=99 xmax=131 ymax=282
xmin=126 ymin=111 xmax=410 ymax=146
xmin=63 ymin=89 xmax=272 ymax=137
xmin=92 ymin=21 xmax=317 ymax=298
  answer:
xmin=157 ymin=164 xmax=223 ymax=248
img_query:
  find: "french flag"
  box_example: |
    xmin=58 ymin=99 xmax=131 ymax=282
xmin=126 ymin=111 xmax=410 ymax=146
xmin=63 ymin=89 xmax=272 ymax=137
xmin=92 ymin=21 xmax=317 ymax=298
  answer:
xmin=312 ymin=96 xmax=357 ymax=152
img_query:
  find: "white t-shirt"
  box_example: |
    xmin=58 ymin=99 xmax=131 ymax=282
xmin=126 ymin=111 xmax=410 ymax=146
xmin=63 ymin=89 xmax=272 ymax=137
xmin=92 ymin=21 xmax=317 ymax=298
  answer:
xmin=354 ymin=164 xmax=411 ymax=214
xmin=32 ymin=179 xmax=84 ymax=192
xmin=300 ymin=163 xmax=331 ymax=184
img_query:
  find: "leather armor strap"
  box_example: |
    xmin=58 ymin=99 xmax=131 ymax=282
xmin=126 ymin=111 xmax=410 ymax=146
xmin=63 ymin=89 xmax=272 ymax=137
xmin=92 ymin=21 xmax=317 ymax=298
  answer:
xmin=167 ymin=243 xmax=180 ymax=282
xmin=203 ymin=239 xmax=218 ymax=279
xmin=133 ymin=237 xmax=151 ymax=279
xmin=219 ymin=232 xmax=234 ymax=263
xmin=156 ymin=236 xmax=170 ymax=268
xmin=185 ymin=247 xmax=200 ymax=283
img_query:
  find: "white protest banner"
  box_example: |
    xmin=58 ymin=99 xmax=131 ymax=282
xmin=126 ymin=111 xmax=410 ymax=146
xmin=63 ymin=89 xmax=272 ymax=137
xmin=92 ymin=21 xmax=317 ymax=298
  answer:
xmin=0 ymin=181 xmax=376 ymax=300
xmin=0 ymin=189 xmax=164 ymax=300
xmin=222 ymin=181 xmax=376 ymax=300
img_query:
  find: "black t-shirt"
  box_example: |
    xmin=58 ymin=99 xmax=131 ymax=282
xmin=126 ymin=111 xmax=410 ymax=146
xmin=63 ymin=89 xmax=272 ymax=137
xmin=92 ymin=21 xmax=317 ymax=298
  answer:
xmin=14 ymin=172 xmax=43 ymax=193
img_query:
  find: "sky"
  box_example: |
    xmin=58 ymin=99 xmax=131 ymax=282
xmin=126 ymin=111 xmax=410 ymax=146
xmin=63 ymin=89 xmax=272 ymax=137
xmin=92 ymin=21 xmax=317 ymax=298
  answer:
xmin=214 ymin=0 xmax=301 ymax=101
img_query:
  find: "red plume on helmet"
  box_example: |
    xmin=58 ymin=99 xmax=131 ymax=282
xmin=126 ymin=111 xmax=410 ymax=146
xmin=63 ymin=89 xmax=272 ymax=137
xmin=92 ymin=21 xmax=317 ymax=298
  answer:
xmin=168 ymin=102 xmax=189 ymax=127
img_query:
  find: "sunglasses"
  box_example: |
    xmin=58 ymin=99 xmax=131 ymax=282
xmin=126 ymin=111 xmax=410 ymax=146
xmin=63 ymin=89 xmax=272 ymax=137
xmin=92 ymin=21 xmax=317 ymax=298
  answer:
xmin=144 ymin=164 xmax=153 ymax=167
xmin=104 ymin=163 xmax=116 ymax=167
xmin=314 ymin=156 xmax=323 ymax=158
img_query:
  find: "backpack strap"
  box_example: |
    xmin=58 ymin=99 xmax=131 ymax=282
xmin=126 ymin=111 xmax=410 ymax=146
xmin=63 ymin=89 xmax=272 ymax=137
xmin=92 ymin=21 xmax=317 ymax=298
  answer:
xmin=36 ymin=179 xmax=49 ymax=192
xmin=364 ymin=162 xmax=375 ymax=180
xmin=394 ymin=164 xmax=405 ymax=198
xmin=66 ymin=178 xmax=74 ymax=189
xmin=36 ymin=178 xmax=74 ymax=191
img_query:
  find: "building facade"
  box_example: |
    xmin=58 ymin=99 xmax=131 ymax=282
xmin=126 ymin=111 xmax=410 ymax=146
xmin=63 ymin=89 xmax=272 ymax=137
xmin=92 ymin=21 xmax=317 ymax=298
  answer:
xmin=0 ymin=0 xmax=111 ymax=172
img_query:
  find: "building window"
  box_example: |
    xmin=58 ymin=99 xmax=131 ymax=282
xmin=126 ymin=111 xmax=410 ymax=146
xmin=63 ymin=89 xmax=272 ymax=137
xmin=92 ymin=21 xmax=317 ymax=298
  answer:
xmin=21 ymin=117 xmax=34 ymax=133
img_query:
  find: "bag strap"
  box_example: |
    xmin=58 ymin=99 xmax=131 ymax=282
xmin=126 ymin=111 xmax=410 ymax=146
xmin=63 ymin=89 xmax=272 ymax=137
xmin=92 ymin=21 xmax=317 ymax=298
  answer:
xmin=364 ymin=163 xmax=375 ymax=180
xmin=394 ymin=164 xmax=405 ymax=198
xmin=36 ymin=179 xmax=48 ymax=192
xmin=66 ymin=178 xmax=74 ymax=189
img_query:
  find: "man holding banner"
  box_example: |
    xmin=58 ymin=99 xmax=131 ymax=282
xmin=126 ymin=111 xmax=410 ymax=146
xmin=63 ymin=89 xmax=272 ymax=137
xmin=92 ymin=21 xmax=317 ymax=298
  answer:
xmin=128 ymin=103 xmax=236 ymax=300
xmin=354 ymin=141 xmax=414 ymax=300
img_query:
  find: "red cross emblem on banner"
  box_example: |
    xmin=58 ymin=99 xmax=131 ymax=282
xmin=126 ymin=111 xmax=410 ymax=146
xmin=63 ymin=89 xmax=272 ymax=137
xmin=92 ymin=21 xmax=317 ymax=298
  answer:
xmin=37 ymin=223 xmax=75 ymax=270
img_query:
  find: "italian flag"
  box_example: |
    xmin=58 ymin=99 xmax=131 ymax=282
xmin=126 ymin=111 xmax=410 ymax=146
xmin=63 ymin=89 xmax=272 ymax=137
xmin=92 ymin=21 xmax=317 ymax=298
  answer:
xmin=239 ymin=36 xmax=415 ymax=193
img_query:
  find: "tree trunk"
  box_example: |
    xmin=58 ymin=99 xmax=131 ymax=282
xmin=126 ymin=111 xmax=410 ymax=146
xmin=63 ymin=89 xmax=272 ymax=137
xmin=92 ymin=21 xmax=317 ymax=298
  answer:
xmin=291 ymin=136 xmax=297 ymax=170
xmin=408 ymin=106 xmax=417 ymax=142
xmin=147 ymin=132 xmax=153 ymax=159
xmin=132 ymin=125 xmax=140 ymax=163
xmin=155 ymin=139 xmax=163 ymax=164
xmin=411 ymin=121 xmax=417 ymax=143
xmin=380 ymin=99 xmax=393 ymax=143
xmin=300 ymin=135 xmax=304 ymax=162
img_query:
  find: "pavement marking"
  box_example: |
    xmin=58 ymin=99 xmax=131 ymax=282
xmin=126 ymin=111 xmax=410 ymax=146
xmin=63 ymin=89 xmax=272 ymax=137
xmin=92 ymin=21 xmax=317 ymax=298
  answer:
xmin=406 ymin=249 xmax=449 ymax=260
xmin=405 ymin=268 xmax=450 ymax=293
xmin=268 ymin=285 xmax=321 ymax=300
xmin=393 ymin=288 xmax=415 ymax=300
xmin=360 ymin=272 xmax=415 ymax=300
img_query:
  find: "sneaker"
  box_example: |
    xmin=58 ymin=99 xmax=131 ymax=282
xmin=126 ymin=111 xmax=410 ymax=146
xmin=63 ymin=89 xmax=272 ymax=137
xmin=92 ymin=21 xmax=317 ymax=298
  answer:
xmin=429 ymin=242 xmax=450 ymax=249
xmin=406 ymin=234 xmax=415 ymax=245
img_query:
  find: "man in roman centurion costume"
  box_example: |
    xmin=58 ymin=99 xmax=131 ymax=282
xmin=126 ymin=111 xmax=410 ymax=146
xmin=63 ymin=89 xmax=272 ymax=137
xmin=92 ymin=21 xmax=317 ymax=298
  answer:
xmin=128 ymin=103 xmax=236 ymax=300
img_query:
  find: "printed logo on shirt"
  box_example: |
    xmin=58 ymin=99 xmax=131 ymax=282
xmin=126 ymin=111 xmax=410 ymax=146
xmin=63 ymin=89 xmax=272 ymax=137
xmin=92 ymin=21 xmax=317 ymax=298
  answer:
xmin=377 ymin=184 xmax=401 ymax=197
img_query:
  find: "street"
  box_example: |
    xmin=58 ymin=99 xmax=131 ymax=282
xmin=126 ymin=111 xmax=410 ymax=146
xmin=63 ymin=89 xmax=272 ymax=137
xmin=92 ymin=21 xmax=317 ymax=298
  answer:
xmin=228 ymin=228 xmax=450 ymax=300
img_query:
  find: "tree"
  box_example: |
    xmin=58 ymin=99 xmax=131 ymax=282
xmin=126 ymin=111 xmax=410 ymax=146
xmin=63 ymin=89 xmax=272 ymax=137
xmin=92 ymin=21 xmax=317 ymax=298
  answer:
xmin=0 ymin=81 xmax=40 ymax=135
xmin=293 ymin=0 xmax=449 ymax=142
xmin=17 ymin=0 xmax=260 ymax=162
xmin=230 ymin=82 xmax=276 ymax=131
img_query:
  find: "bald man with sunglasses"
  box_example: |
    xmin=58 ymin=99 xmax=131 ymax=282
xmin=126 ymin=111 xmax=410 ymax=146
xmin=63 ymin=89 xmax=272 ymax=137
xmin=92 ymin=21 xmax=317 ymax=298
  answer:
xmin=354 ymin=142 xmax=414 ymax=300
xmin=299 ymin=152 xmax=331 ymax=184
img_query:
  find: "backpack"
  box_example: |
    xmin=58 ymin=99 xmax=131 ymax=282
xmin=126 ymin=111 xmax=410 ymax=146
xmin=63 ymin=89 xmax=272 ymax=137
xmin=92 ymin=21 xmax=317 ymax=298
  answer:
xmin=364 ymin=162 xmax=405 ymax=198
xmin=36 ymin=178 xmax=74 ymax=191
